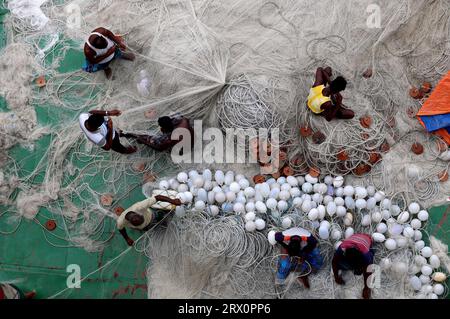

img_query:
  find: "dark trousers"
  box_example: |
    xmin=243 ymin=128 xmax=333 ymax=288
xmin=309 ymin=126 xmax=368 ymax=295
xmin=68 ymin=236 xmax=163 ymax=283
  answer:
xmin=104 ymin=131 xmax=132 ymax=154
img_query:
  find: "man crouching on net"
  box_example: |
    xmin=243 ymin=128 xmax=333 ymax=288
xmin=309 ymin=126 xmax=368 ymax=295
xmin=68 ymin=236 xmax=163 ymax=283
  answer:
xmin=83 ymin=27 xmax=135 ymax=79
xmin=117 ymin=195 xmax=182 ymax=246
xmin=307 ymin=67 xmax=355 ymax=121
xmin=274 ymin=227 xmax=323 ymax=289
xmin=122 ymin=115 xmax=194 ymax=152
xmin=332 ymin=233 xmax=375 ymax=299
xmin=79 ymin=110 xmax=137 ymax=154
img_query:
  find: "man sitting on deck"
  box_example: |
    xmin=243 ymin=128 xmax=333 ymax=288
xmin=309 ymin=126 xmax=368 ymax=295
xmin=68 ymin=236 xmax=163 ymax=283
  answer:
xmin=117 ymin=194 xmax=182 ymax=246
xmin=332 ymin=233 xmax=375 ymax=299
xmin=79 ymin=110 xmax=137 ymax=154
xmin=274 ymin=227 xmax=323 ymax=288
xmin=307 ymin=67 xmax=355 ymax=122
xmin=122 ymin=115 xmax=194 ymax=152
xmin=83 ymin=27 xmax=135 ymax=79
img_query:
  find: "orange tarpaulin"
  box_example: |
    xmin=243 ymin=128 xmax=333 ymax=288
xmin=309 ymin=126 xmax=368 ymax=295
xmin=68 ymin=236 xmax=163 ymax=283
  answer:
xmin=417 ymin=71 xmax=450 ymax=145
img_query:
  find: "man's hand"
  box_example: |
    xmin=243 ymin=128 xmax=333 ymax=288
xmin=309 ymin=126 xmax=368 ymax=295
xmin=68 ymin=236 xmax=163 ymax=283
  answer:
xmin=109 ymin=110 xmax=122 ymax=116
xmin=335 ymin=275 xmax=345 ymax=285
xmin=126 ymin=238 xmax=135 ymax=246
xmin=275 ymin=232 xmax=284 ymax=242
xmin=362 ymin=287 xmax=371 ymax=299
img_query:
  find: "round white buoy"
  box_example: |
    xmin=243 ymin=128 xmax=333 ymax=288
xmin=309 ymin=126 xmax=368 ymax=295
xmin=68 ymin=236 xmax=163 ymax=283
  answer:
xmin=417 ymin=210 xmax=429 ymax=222
xmin=385 ymin=238 xmax=397 ymax=250
xmin=255 ymin=219 xmax=266 ymax=231
xmin=177 ymin=172 xmax=189 ymax=183
xmin=282 ymin=217 xmax=292 ymax=229
xmin=268 ymin=231 xmax=277 ymax=245
xmin=421 ymin=247 xmax=433 ymax=258
xmin=245 ymin=221 xmax=256 ymax=232
xmin=209 ymin=205 xmax=220 ymax=216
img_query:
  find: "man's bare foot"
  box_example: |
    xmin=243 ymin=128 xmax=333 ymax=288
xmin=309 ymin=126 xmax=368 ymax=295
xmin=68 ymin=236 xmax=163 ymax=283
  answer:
xmin=25 ymin=290 xmax=36 ymax=299
xmin=104 ymin=67 xmax=113 ymax=79
xmin=122 ymin=52 xmax=136 ymax=61
xmin=125 ymin=146 xmax=138 ymax=154
xmin=324 ymin=67 xmax=333 ymax=77
xmin=299 ymin=276 xmax=310 ymax=289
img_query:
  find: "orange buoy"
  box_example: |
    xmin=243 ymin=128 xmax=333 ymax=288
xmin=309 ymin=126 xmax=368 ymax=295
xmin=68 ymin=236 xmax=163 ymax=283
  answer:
xmin=133 ymin=162 xmax=146 ymax=172
xmin=411 ymin=142 xmax=424 ymax=155
xmin=299 ymin=127 xmax=313 ymax=137
xmin=45 ymin=220 xmax=57 ymax=231
xmin=337 ymin=150 xmax=349 ymax=162
xmin=409 ymin=87 xmax=423 ymax=99
xmin=36 ymin=76 xmax=46 ymax=88
xmin=309 ymin=167 xmax=320 ymax=178
xmin=283 ymin=166 xmax=294 ymax=176
xmin=114 ymin=207 xmax=125 ymax=216
xmin=360 ymin=116 xmax=372 ymax=129
xmin=100 ymin=194 xmax=114 ymax=206
xmin=421 ymin=82 xmax=432 ymax=94
xmin=278 ymin=151 xmax=288 ymax=162
xmin=380 ymin=142 xmax=390 ymax=153
xmin=253 ymin=175 xmax=266 ymax=184
xmin=361 ymin=133 xmax=370 ymax=140
xmin=369 ymin=152 xmax=382 ymax=165
xmin=354 ymin=164 xmax=371 ymax=176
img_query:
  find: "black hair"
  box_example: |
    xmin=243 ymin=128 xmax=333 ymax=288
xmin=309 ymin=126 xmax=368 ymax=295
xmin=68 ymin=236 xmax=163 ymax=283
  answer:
xmin=86 ymin=114 xmax=105 ymax=131
xmin=91 ymin=35 xmax=108 ymax=49
xmin=344 ymin=248 xmax=365 ymax=274
xmin=287 ymin=236 xmax=301 ymax=257
xmin=125 ymin=211 xmax=145 ymax=227
xmin=330 ymin=76 xmax=347 ymax=93
xmin=158 ymin=116 xmax=174 ymax=133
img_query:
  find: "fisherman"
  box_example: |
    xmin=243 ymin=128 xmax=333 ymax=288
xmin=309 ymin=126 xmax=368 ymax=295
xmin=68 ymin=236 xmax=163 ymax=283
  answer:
xmin=274 ymin=227 xmax=323 ymax=288
xmin=307 ymin=67 xmax=355 ymax=121
xmin=0 ymin=283 xmax=35 ymax=299
xmin=83 ymin=27 xmax=135 ymax=79
xmin=79 ymin=109 xmax=137 ymax=154
xmin=121 ymin=115 xmax=194 ymax=152
xmin=117 ymin=194 xmax=182 ymax=246
xmin=332 ymin=233 xmax=375 ymax=299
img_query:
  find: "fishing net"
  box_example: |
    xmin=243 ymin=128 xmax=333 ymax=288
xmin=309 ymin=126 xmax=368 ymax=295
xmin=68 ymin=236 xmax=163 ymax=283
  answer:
xmin=1 ymin=0 xmax=449 ymax=298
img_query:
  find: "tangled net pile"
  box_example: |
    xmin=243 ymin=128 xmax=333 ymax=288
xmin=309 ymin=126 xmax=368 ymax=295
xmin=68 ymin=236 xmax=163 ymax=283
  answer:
xmin=1 ymin=0 xmax=449 ymax=298
xmin=139 ymin=169 xmax=449 ymax=299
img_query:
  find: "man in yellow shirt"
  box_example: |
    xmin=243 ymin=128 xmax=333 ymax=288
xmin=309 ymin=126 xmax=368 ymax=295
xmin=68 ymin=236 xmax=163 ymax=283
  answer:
xmin=307 ymin=67 xmax=355 ymax=122
xmin=117 ymin=194 xmax=181 ymax=246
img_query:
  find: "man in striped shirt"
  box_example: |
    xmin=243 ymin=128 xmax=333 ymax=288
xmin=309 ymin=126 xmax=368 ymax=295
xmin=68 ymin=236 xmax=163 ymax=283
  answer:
xmin=332 ymin=233 xmax=375 ymax=299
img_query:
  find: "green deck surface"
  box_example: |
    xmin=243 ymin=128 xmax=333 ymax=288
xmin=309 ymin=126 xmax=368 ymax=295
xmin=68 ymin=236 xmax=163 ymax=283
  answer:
xmin=0 ymin=4 xmax=449 ymax=299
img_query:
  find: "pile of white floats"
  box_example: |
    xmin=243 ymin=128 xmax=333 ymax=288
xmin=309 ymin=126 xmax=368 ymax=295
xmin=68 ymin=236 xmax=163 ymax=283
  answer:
xmin=155 ymin=169 xmax=448 ymax=298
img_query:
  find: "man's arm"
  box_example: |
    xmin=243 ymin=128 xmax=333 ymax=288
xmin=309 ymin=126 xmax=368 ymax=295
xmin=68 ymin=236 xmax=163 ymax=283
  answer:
xmin=84 ymin=44 xmax=117 ymax=64
xmin=313 ymin=67 xmax=332 ymax=87
xmin=362 ymin=267 xmax=372 ymax=299
xmin=332 ymin=254 xmax=345 ymax=285
xmin=302 ymin=236 xmax=318 ymax=255
xmin=103 ymin=119 xmax=114 ymax=150
xmin=94 ymin=27 xmax=125 ymax=48
xmin=89 ymin=110 xmax=122 ymax=117
xmin=155 ymin=195 xmax=182 ymax=206
xmin=119 ymin=228 xmax=134 ymax=246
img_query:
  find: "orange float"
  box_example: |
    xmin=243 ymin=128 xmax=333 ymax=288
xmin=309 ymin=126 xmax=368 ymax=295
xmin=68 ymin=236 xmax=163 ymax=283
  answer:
xmin=100 ymin=194 xmax=114 ymax=206
xmin=360 ymin=116 xmax=372 ymax=129
xmin=299 ymin=127 xmax=313 ymax=137
xmin=253 ymin=175 xmax=266 ymax=184
xmin=283 ymin=166 xmax=294 ymax=176
xmin=438 ymin=170 xmax=449 ymax=182
xmin=45 ymin=220 xmax=57 ymax=231
xmin=309 ymin=167 xmax=320 ymax=178
xmin=36 ymin=76 xmax=46 ymax=88
xmin=114 ymin=207 xmax=125 ymax=216
xmin=411 ymin=142 xmax=424 ymax=155
xmin=337 ymin=150 xmax=349 ymax=162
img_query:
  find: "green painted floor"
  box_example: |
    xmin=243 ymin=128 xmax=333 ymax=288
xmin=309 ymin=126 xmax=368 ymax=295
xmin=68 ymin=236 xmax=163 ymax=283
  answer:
xmin=0 ymin=4 xmax=449 ymax=300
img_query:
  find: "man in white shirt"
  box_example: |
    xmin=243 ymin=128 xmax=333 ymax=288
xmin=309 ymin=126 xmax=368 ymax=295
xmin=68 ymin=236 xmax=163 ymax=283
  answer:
xmin=117 ymin=194 xmax=182 ymax=246
xmin=79 ymin=109 xmax=137 ymax=154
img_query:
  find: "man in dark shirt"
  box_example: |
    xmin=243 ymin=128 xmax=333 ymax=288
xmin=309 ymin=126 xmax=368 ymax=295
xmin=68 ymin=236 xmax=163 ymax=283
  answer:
xmin=122 ymin=115 xmax=193 ymax=152
xmin=275 ymin=228 xmax=323 ymax=288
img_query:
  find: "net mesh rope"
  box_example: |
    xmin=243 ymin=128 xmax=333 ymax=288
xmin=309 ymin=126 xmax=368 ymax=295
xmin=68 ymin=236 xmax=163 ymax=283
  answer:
xmin=0 ymin=0 xmax=449 ymax=298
